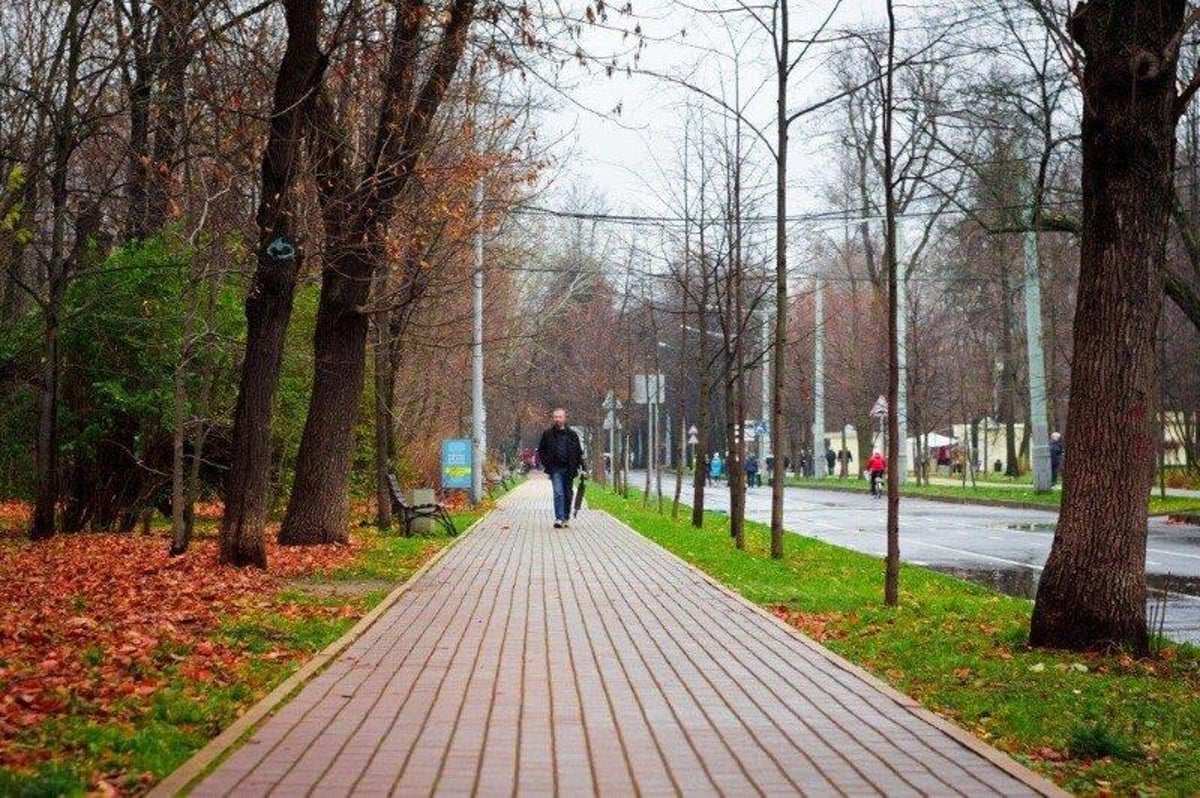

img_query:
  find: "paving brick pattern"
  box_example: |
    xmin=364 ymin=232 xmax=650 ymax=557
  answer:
xmin=194 ymin=479 xmax=1056 ymax=797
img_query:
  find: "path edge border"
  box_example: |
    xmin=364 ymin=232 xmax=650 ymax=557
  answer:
xmin=149 ymin=511 xmax=490 ymax=797
xmin=599 ymin=510 xmax=1071 ymax=798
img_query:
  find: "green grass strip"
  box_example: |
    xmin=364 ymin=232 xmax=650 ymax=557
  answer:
xmin=590 ymin=486 xmax=1200 ymax=797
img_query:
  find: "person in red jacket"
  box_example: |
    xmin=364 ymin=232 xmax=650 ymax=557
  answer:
xmin=867 ymin=451 xmax=887 ymax=498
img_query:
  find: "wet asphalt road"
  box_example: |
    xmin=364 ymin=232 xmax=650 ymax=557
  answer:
xmin=632 ymin=471 xmax=1200 ymax=644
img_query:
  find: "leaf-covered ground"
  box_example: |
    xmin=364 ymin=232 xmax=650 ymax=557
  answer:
xmin=0 ymin=507 xmax=470 ymax=796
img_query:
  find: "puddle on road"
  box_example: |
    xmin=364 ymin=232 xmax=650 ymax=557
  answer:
xmin=1148 ymin=573 xmax=1200 ymax=595
xmin=929 ymin=564 xmax=1040 ymax=599
xmin=1004 ymin=522 xmax=1057 ymax=533
xmin=928 ymin=564 xmax=1200 ymax=604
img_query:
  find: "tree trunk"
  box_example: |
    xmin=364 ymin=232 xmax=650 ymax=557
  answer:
xmin=769 ymin=3 xmax=789 ymax=560
xmin=219 ymin=0 xmax=324 ymax=566
xmin=373 ymin=310 xmax=393 ymax=529
xmin=282 ymin=0 xmax=476 ymax=542
xmin=1030 ymin=0 xmax=1182 ymax=655
xmin=279 ymin=251 xmax=370 ymax=544
xmin=31 ymin=318 xmax=60 ymax=540
xmin=883 ymin=0 xmax=900 ymax=607
xmin=169 ymin=315 xmax=190 ymax=552
xmin=691 ymin=311 xmax=710 ymax=528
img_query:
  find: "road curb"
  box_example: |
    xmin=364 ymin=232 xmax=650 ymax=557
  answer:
xmin=602 ymin=510 xmax=1070 ymax=798
xmin=148 ymin=512 xmax=489 ymax=797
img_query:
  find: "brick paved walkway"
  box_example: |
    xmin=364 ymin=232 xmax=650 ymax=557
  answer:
xmin=192 ymin=478 xmax=1060 ymax=797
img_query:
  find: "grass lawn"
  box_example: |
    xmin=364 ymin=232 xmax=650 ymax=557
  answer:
xmin=784 ymin=476 xmax=1200 ymax=516
xmin=590 ymin=487 xmax=1200 ymax=797
xmin=0 ymin=502 xmax=490 ymax=797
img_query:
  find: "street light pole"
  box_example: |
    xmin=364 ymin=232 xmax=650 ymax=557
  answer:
xmin=1022 ymin=171 xmax=1052 ymax=492
xmin=896 ymin=221 xmax=909 ymax=485
xmin=813 ymin=278 xmax=826 ymax=478
xmin=470 ymin=153 xmax=486 ymax=504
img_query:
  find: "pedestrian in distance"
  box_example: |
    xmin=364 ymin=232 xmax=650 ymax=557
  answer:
xmin=537 ymin=408 xmax=585 ymax=528
xmin=745 ymin=454 xmax=760 ymax=488
xmin=1049 ymin=432 xmax=1064 ymax=486
xmin=825 ymin=447 xmax=836 ymax=476
xmin=709 ymin=451 xmax=724 ymax=484
xmin=867 ymin=451 xmax=887 ymax=499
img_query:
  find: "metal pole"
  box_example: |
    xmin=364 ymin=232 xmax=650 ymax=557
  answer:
xmin=895 ymin=221 xmax=909 ymax=485
xmin=760 ymin=313 xmax=770 ymax=465
xmin=471 ymin=172 xmax=485 ymax=504
xmin=1022 ymin=177 xmax=1052 ymax=492
xmin=608 ymin=399 xmax=616 ymax=486
xmin=652 ymin=400 xmax=662 ymax=494
xmin=813 ymin=278 xmax=826 ymax=478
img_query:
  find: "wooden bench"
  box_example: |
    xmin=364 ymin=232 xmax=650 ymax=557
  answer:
xmin=387 ymin=474 xmax=457 ymax=538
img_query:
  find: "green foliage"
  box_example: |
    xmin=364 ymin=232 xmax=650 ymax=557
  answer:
xmin=58 ymin=238 xmax=242 ymax=460
xmin=0 ymin=166 xmax=29 ymax=244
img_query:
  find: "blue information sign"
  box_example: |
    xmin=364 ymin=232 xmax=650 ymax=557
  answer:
xmin=441 ymin=438 xmax=474 ymax=490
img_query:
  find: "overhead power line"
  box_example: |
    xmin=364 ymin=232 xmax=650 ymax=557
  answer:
xmin=509 ymin=198 xmax=1079 ymax=228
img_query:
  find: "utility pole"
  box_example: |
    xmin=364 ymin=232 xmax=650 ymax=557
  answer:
xmin=896 ymin=221 xmax=909 ymax=485
xmin=1022 ymin=175 xmax=1052 ymax=492
xmin=812 ymin=278 xmax=826 ymax=477
xmin=470 ymin=148 xmax=486 ymax=504
xmin=760 ymin=313 xmax=770 ymax=465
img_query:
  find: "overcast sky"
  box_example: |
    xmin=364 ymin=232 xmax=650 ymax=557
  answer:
xmin=535 ymin=0 xmax=889 ymax=219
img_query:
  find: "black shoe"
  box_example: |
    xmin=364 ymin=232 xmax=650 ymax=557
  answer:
xmin=562 ymin=521 xmax=570 ymax=528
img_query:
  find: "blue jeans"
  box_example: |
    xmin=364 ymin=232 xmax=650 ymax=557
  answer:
xmin=550 ymin=470 xmax=574 ymax=521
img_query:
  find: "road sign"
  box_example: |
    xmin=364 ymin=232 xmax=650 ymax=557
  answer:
xmin=870 ymin=395 xmax=889 ymax=418
xmin=441 ymin=438 xmax=473 ymax=490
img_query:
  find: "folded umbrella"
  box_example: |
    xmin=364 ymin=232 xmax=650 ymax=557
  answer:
xmin=573 ymin=473 xmax=587 ymax=517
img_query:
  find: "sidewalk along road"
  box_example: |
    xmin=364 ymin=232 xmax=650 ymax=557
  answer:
xmin=636 ymin=472 xmax=1200 ymax=645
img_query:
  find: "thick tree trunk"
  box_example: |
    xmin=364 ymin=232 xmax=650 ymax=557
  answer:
xmin=219 ymin=0 xmax=323 ymax=566
xmin=279 ymin=251 xmax=371 ymax=544
xmin=282 ymin=0 xmax=476 ymax=542
xmin=1030 ymin=0 xmax=1182 ymax=655
xmin=220 ymin=254 xmax=302 ymax=565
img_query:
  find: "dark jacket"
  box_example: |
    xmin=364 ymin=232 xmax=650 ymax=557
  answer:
xmin=537 ymin=426 xmax=585 ymax=476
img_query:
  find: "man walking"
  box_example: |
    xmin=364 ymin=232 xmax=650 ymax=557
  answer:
xmin=1049 ymin=432 xmax=1064 ymax=486
xmin=537 ymin=408 xmax=585 ymax=528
